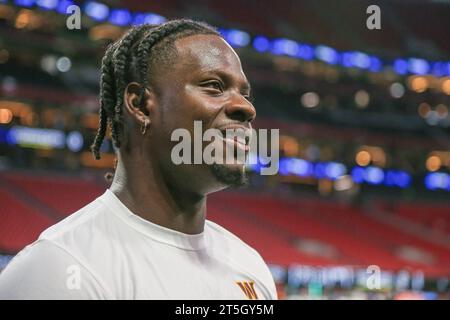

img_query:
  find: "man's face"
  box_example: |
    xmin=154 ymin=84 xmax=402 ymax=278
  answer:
xmin=150 ymin=34 xmax=256 ymax=195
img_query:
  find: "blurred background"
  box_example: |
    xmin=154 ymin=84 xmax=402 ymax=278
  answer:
xmin=0 ymin=0 xmax=449 ymax=300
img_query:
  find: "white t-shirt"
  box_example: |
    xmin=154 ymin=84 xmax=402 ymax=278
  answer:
xmin=0 ymin=189 xmax=277 ymax=300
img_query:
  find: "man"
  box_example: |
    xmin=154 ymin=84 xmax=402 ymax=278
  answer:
xmin=0 ymin=19 xmax=277 ymax=299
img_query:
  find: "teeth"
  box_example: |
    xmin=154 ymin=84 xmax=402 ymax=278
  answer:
xmin=218 ymin=128 xmax=250 ymax=149
xmin=223 ymin=138 xmax=248 ymax=151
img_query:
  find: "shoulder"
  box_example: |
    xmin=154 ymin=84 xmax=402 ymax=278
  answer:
xmin=205 ymin=220 xmax=278 ymax=299
xmin=0 ymin=239 xmax=110 ymax=299
xmin=0 ymin=191 xmax=116 ymax=299
xmin=39 ymin=191 xmax=106 ymax=242
xmin=38 ymin=190 xmax=120 ymax=260
xmin=206 ymin=219 xmax=261 ymax=259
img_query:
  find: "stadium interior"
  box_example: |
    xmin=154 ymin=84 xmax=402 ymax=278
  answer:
xmin=0 ymin=0 xmax=449 ymax=299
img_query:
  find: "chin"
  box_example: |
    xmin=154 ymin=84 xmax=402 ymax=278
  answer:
xmin=210 ymin=163 xmax=248 ymax=188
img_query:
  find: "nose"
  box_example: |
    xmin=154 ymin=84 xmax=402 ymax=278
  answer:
xmin=224 ymin=92 xmax=256 ymax=123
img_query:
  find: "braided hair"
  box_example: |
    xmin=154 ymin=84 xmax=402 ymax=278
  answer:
xmin=91 ymin=19 xmax=220 ymax=160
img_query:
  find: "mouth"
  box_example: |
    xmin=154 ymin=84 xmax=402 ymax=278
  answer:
xmin=221 ymin=135 xmax=249 ymax=152
xmin=218 ymin=127 xmax=251 ymax=153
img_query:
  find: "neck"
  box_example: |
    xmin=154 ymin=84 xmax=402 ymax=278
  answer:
xmin=109 ymin=153 xmax=207 ymax=235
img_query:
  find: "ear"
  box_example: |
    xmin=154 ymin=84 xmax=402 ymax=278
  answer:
xmin=123 ymin=82 xmax=156 ymax=125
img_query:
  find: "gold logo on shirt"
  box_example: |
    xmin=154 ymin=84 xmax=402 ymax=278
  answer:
xmin=236 ymin=281 xmax=259 ymax=300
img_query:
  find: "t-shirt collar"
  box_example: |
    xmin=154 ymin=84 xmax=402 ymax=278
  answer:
xmin=101 ymin=189 xmax=208 ymax=251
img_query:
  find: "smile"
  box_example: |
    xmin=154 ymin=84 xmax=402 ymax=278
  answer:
xmin=222 ymin=135 xmax=250 ymax=152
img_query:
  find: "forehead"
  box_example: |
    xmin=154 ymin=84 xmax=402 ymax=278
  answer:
xmin=173 ymin=34 xmax=247 ymax=82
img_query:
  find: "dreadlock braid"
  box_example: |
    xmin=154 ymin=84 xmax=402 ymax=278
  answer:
xmin=91 ymin=44 xmax=117 ymax=160
xmin=111 ymin=25 xmax=153 ymax=130
xmin=136 ymin=21 xmax=189 ymax=101
xmin=104 ymin=25 xmax=153 ymax=150
xmin=91 ymin=19 xmax=219 ymax=161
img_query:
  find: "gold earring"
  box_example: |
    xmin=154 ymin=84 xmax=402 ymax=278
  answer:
xmin=140 ymin=118 xmax=149 ymax=135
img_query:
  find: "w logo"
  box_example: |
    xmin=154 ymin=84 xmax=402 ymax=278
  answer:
xmin=236 ymin=281 xmax=259 ymax=300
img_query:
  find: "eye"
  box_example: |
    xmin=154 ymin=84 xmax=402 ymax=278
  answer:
xmin=201 ymin=80 xmax=224 ymax=93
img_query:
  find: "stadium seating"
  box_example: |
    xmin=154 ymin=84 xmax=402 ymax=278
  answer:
xmin=1 ymin=173 xmax=449 ymax=277
xmin=209 ymin=191 xmax=450 ymax=276
xmin=394 ymin=202 xmax=450 ymax=234
xmin=2 ymin=172 xmax=104 ymax=217
xmin=0 ymin=186 xmax=53 ymax=253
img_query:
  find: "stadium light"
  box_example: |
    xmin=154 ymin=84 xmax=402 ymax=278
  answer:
xmin=271 ymin=39 xmax=299 ymax=57
xmin=55 ymin=0 xmax=73 ymax=14
xmin=290 ymin=158 xmax=313 ymax=177
xmin=350 ymin=51 xmax=371 ymax=69
xmin=132 ymin=13 xmax=146 ymax=25
xmin=393 ymin=59 xmax=408 ymax=75
xmin=252 ymin=36 xmax=270 ymax=53
xmin=274 ymin=158 xmax=341 ymax=179
xmin=408 ymin=58 xmax=430 ymax=75
xmin=354 ymin=90 xmax=370 ymax=108
xmin=369 ymin=56 xmax=382 ymax=72
xmin=297 ymin=44 xmax=314 ymax=61
xmin=144 ymin=13 xmax=166 ymax=24
xmin=132 ymin=12 xmax=166 ymax=26
xmin=36 ymin=0 xmax=57 ymax=10
xmin=56 ymin=56 xmax=71 ymax=72
xmin=84 ymin=1 xmax=109 ymax=22
xmin=6 ymin=126 xmax=66 ymax=149
xmin=278 ymin=158 xmax=291 ymax=176
xmin=351 ymin=167 xmax=364 ymax=183
xmin=109 ymin=9 xmax=132 ymax=26
xmin=364 ymin=166 xmax=384 ymax=185
xmin=424 ymin=172 xmax=449 ymax=190
xmin=395 ymin=171 xmax=412 ymax=188
xmin=66 ymin=130 xmax=84 ymax=152
xmin=301 ymin=92 xmax=320 ymax=108
xmin=431 ymin=61 xmax=447 ymax=77
xmin=14 ymin=0 xmax=34 ymax=7
xmin=385 ymin=170 xmax=411 ymax=188
xmin=350 ymin=166 xmax=364 ymax=184
xmin=325 ymin=162 xmax=347 ymax=180
xmin=0 ymin=109 xmax=13 ymax=124
xmin=314 ymin=162 xmax=327 ymax=179
xmin=384 ymin=169 xmax=396 ymax=186
xmin=222 ymin=29 xmax=250 ymax=48
xmin=9 ymin=0 xmax=450 ymax=77
xmin=341 ymin=52 xmax=353 ymax=68
xmin=315 ymin=45 xmax=339 ymax=65
xmin=390 ymin=82 xmax=405 ymax=98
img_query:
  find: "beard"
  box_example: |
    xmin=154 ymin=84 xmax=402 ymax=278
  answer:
xmin=210 ymin=163 xmax=249 ymax=187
